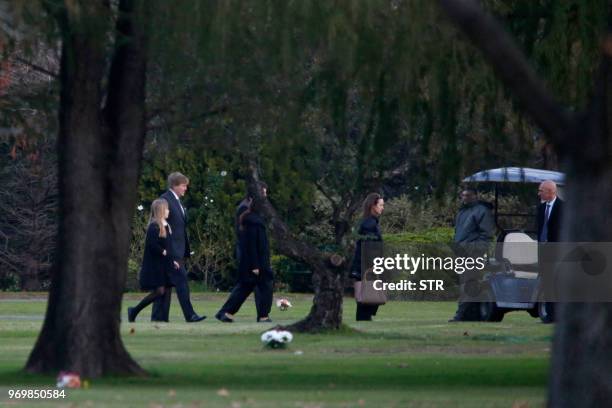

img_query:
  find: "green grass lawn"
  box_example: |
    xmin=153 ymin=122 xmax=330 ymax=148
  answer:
xmin=0 ymin=293 xmax=552 ymax=407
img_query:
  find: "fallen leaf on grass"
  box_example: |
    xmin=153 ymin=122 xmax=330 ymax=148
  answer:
xmin=217 ymin=388 xmax=230 ymax=397
xmin=129 ymin=328 xmax=135 ymax=335
xmin=167 ymin=389 xmax=176 ymax=397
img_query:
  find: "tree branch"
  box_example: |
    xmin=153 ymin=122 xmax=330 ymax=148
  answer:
xmin=438 ymin=0 xmax=576 ymax=152
xmin=246 ymin=162 xmax=337 ymax=269
xmin=146 ymin=105 xmax=228 ymax=132
xmin=314 ymin=179 xmax=339 ymax=211
xmin=11 ymin=56 xmax=59 ymax=79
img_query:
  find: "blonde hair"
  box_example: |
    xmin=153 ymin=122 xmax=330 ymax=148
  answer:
xmin=149 ymin=199 xmax=170 ymax=237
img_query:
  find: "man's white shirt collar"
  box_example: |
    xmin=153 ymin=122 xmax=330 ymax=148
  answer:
xmin=169 ymin=189 xmax=185 ymax=215
xmin=547 ymin=197 xmax=557 ymax=207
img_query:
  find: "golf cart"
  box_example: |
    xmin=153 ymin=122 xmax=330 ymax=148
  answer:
xmin=462 ymin=167 xmax=565 ymax=323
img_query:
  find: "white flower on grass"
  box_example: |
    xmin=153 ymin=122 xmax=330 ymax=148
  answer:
xmin=278 ymin=330 xmax=293 ymax=343
xmin=56 ymin=371 xmax=81 ymax=389
xmin=210 ymin=199 xmax=214 ymax=203
xmin=276 ymin=298 xmax=292 ymax=311
xmin=220 ymin=170 xmax=227 ymax=177
xmin=261 ymin=329 xmax=293 ymax=349
xmin=137 ymin=205 xmax=144 ymax=211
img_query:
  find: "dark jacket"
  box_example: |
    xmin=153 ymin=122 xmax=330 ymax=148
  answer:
xmin=537 ymin=198 xmax=564 ymax=242
xmin=139 ymin=223 xmax=172 ymax=290
xmin=161 ymin=190 xmax=191 ymax=261
xmin=350 ymin=216 xmax=383 ymax=280
xmin=238 ymin=212 xmax=273 ymax=280
xmin=234 ymin=199 xmax=250 ymax=262
xmin=454 ymin=201 xmax=495 ymax=243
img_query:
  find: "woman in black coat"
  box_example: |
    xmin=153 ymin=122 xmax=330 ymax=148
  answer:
xmin=128 ymin=199 xmax=174 ymax=322
xmin=216 ymin=201 xmax=273 ymax=323
xmin=350 ymin=193 xmax=385 ymax=321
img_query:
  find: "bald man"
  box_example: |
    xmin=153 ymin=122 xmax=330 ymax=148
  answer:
xmin=537 ymin=180 xmax=564 ymax=242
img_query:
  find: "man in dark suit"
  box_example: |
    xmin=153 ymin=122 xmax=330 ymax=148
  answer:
xmin=151 ymin=172 xmax=206 ymax=323
xmin=537 ymin=180 xmax=564 ymax=242
xmin=536 ymin=180 xmax=563 ymax=323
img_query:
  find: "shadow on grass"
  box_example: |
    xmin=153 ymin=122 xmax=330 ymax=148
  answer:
xmin=0 ymin=356 xmax=549 ymax=390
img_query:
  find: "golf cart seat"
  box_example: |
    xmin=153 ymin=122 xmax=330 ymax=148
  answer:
xmin=501 ymin=232 xmax=538 ymax=279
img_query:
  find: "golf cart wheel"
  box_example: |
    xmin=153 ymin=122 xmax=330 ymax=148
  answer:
xmin=538 ymin=302 xmax=555 ymax=324
xmin=527 ymin=308 xmax=539 ymax=318
xmin=479 ymin=290 xmax=504 ymax=322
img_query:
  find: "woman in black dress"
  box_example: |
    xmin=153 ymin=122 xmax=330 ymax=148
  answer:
xmin=350 ymin=193 xmax=385 ymax=321
xmin=128 ymin=199 xmax=174 ymax=322
xmin=216 ymin=199 xmax=273 ymax=323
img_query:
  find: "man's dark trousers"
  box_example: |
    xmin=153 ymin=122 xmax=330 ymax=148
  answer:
xmin=152 ymin=260 xmax=196 ymax=321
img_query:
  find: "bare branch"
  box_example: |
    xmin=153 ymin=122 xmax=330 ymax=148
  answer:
xmin=247 ymin=161 xmax=333 ymax=268
xmin=146 ymin=105 xmax=228 ymax=132
xmin=314 ymin=179 xmax=339 ymax=210
xmin=11 ymin=56 xmax=59 ymax=79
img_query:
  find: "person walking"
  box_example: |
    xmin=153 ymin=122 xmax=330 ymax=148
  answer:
xmin=151 ymin=172 xmax=206 ymax=323
xmin=128 ymin=199 xmax=173 ymax=322
xmin=216 ymin=186 xmax=273 ymax=323
xmin=350 ymin=193 xmax=385 ymax=321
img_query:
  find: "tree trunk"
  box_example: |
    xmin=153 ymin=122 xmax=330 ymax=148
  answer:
xmin=286 ymin=262 xmax=344 ymax=332
xmin=438 ymin=1 xmax=612 ymax=406
xmin=547 ymin=33 xmax=612 ymax=407
xmin=25 ymin=0 xmax=148 ymax=377
xmin=248 ymin=164 xmax=344 ymax=331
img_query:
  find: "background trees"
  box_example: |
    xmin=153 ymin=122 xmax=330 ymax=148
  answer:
xmin=438 ymin=0 xmax=611 ymax=405
xmin=1 ymin=0 xmax=608 ymax=380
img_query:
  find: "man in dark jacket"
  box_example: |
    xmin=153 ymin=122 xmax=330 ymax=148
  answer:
xmin=151 ymin=172 xmax=206 ymax=323
xmin=449 ymin=187 xmax=495 ymax=322
xmin=536 ymin=180 xmax=563 ymax=323
xmin=537 ymin=180 xmax=564 ymax=243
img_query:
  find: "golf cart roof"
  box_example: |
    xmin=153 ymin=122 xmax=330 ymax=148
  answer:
xmin=462 ymin=167 xmax=565 ymax=185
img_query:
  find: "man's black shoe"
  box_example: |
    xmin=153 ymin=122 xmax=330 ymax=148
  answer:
xmin=215 ymin=312 xmax=234 ymax=323
xmin=187 ymin=314 xmax=207 ymax=323
xmin=257 ymin=317 xmax=273 ymax=323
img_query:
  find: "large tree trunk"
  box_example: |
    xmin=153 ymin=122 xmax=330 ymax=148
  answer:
xmin=547 ymin=34 xmax=612 ymax=407
xmin=248 ymin=164 xmax=345 ymax=332
xmin=288 ymin=262 xmax=344 ymax=332
xmin=25 ymin=0 xmax=148 ymax=377
xmin=438 ymin=1 xmax=612 ymax=406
